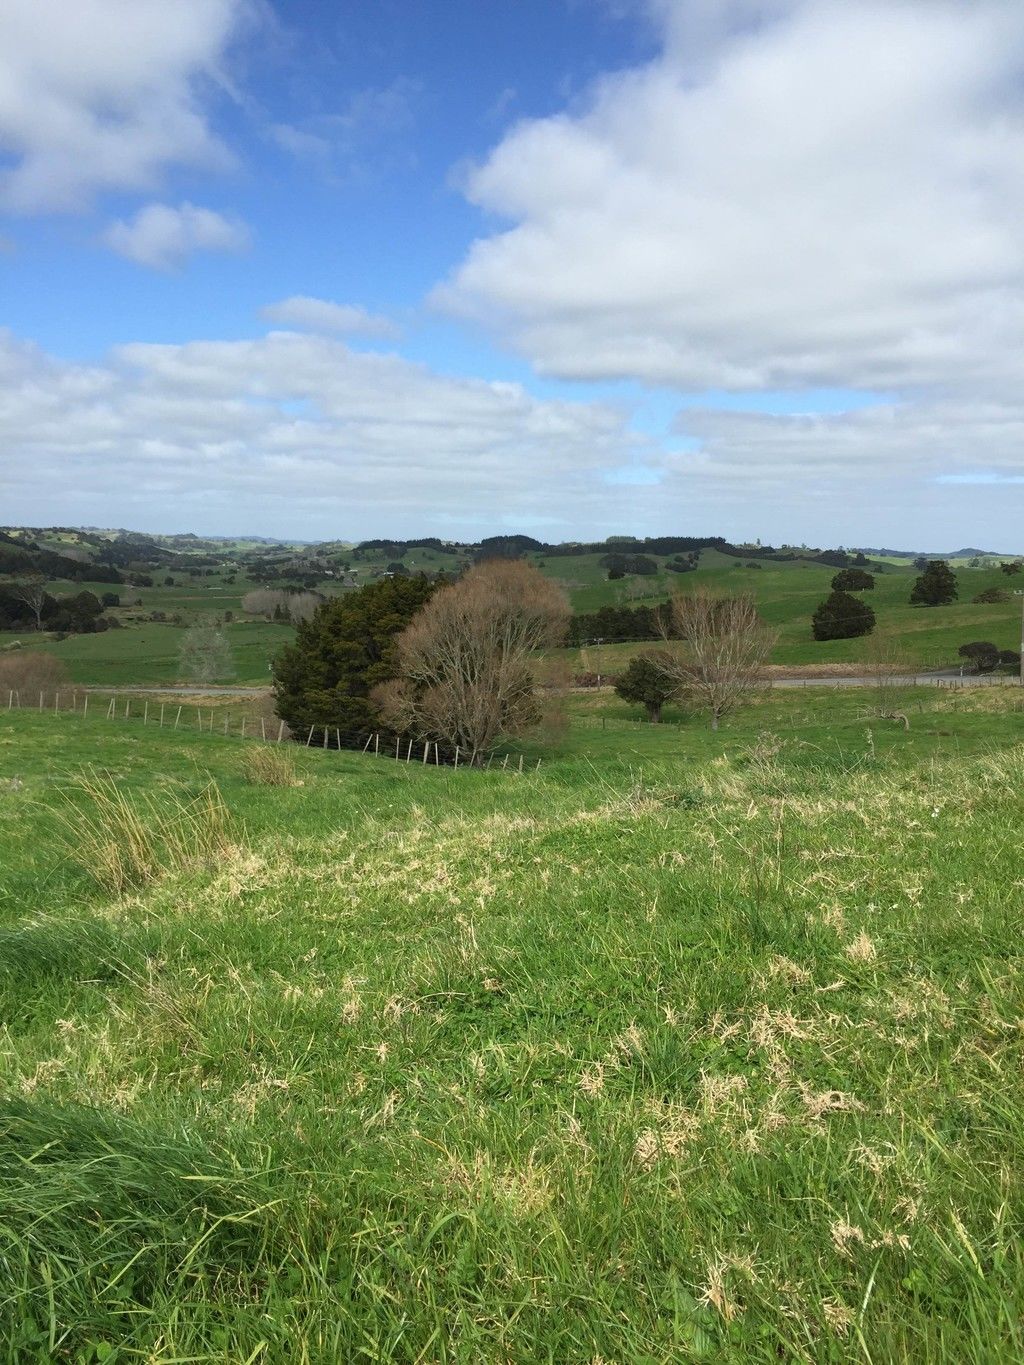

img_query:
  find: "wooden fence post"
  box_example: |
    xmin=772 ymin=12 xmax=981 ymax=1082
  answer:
xmin=39 ymin=691 xmax=43 ymax=711
xmin=158 ymin=703 xmax=163 ymax=727
xmin=143 ymin=701 xmax=149 ymax=725
xmin=374 ymin=733 xmax=380 ymax=757
xmin=454 ymin=746 xmax=460 ymax=769
xmin=306 ymin=726 xmax=314 ymax=746
xmin=278 ymin=721 xmax=285 ymax=743
xmin=423 ymin=741 xmax=429 ymax=763
xmin=174 ymin=706 xmax=182 ymax=730
xmin=6 ymin=690 xmax=12 ymax=711
xmin=83 ymin=694 xmax=89 ymax=718
xmin=406 ymin=738 xmax=413 ymax=762
xmin=362 ymin=734 xmax=373 ymax=753
xmin=518 ymin=755 xmax=524 ymax=773
xmin=241 ymin=717 xmax=247 ymax=740
xmin=261 ymin=718 xmax=266 ymax=741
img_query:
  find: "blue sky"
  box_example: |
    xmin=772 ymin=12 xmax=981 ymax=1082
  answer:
xmin=2 ymin=0 xmax=1024 ymax=547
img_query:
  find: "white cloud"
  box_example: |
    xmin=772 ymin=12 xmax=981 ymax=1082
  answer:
xmin=260 ymin=297 xmax=401 ymax=339
xmin=0 ymin=328 xmax=656 ymax=539
xmin=102 ymin=202 xmax=249 ymax=270
xmin=2 ymin=323 xmax=1021 ymax=546
xmin=438 ymin=0 xmax=1024 ymax=398
xmin=0 ymin=0 xmax=250 ymax=213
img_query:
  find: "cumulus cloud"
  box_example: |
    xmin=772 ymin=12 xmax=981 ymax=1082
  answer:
xmin=0 ymin=0 xmax=250 ymax=213
xmin=0 ymin=328 xmax=657 ymax=538
xmin=102 ymin=202 xmax=249 ymax=270
xmin=437 ymin=0 xmax=1024 ymax=398
xmin=2 ymin=322 xmax=1021 ymax=545
xmin=260 ymin=297 xmax=401 ymax=338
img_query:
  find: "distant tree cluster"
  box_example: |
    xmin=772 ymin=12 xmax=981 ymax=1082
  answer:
xmin=242 ymin=588 xmax=323 ymax=624
xmin=601 ymin=553 xmax=659 ymax=578
xmin=832 ymin=568 xmax=875 ymax=592
xmin=567 ymin=601 xmax=676 ymax=647
xmin=273 ymin=564 xmax=567 ymax=762
xmin=0 ymin=579 xmax=110 ymax=634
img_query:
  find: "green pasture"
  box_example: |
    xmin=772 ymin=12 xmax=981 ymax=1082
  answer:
xmin=2 ymin=544 xmax=1022 ymax=686
xmin=2 ymin=687 xmax=1024 ymax=1359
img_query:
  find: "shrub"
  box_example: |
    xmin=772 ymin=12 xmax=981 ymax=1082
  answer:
xmin=958 ymin=641 xmax=999 ymax=673
xmin=0 ymin=651 xmax=69 ymax=697
xmin=973 ymin=587 xmax=1009 ymax=604
xmin=614 ymin=654 xmax=678 ymax=722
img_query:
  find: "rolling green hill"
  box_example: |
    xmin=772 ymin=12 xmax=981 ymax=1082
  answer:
xmin=2 ymin=526 xmax=1022 ymax=685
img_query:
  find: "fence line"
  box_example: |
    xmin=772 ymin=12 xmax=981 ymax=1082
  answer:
xmin=1 ymin=689 xmax=541 ymax=772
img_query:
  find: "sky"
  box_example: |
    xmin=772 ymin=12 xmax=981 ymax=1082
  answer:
xmin=2 ymin=0 xmax=1024 ymax=548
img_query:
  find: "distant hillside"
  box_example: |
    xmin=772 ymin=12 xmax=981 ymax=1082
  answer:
xmin=0 ymin=531 xmax=122 ymax=584
xmin=854 ymin=546 xmax=1016 ymax=559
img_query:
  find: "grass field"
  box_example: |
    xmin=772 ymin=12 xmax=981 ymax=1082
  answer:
xmin=5 ymin=544 xmax=1022 ymax=687
xmin=2 ymin=688 xmax=1023 ymax=1360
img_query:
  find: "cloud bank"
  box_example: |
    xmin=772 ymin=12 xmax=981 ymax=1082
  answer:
xmin=0 ymin=329 xmax=655 ymax=538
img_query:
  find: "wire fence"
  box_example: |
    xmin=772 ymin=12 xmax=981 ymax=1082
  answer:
xmin=0 ymin=688 xmax=541 ymax=772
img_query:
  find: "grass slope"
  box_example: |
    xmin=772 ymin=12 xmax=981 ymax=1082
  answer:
xmin=1 ymin=692 xmax=1023 ymax=1359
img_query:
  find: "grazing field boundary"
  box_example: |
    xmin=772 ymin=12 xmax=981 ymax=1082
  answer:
xmin=0 ymin=688 xmax=542 ymax=771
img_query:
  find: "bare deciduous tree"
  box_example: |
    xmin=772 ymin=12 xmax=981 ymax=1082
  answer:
xmin=242 ymin=589 xmax=288 ymax=620
xmin=13 ymin=575 xmax=49 ymax=631
xmin=287 ymin=592 xmax=322 ymax=624
xmin=373 ymin=560 xmax=569 ymax=764
xmin=865 ymin=633 xmax=912 ymax=718
xmin=658 ymin=588 xmax=775 ymax=730
xmin=178 ymin=625 xmax=235 ymax=684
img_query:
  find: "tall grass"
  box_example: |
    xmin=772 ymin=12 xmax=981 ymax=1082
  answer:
xmin=52 ymin=768 xmax=232 ymax=894
xmin=241 ymin=744 xmax=298 ymax=787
